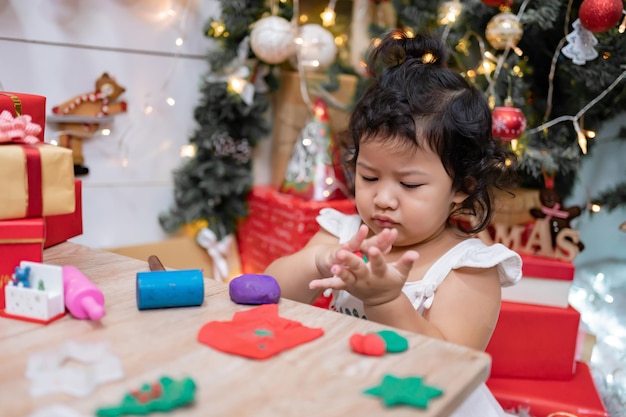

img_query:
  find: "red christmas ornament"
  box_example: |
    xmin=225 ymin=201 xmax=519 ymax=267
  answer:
xmin=579 ymin=0 xmax=623 ymax=33
xmin=481 ymin=0 xmax=512 ymax=6
xmin=492 ymin=99 xmax=527 ymax=141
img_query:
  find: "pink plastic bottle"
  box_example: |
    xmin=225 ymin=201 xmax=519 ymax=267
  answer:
xmin=62 ymin=265 xmax=106 ymax=320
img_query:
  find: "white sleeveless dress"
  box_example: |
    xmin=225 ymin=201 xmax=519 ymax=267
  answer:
xmin=316 ymin=208 xmax=522 ymax=417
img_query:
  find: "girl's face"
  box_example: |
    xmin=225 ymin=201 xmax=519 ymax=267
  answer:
xmin=354 ymin=139 xmax=467 ymax=247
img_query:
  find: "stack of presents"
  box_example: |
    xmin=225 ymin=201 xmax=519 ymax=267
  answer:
xmin=0 ymin=91 xmax=83 ymax=322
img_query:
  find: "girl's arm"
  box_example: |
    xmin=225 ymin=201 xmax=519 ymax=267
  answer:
xmin=365 ymin=266 xmax=502 ymax=351
xmin=264 ymin=229 xmax=338 ymax=304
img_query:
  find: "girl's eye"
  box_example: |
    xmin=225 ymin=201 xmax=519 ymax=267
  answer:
xmin=361 ymin=175 xmax=377 ymax=182
xmin=401 ymin=183 xmax=421 ymax=189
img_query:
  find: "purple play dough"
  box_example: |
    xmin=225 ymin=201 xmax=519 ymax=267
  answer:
xmin=229 ymin=274 xmax=281 ymax=305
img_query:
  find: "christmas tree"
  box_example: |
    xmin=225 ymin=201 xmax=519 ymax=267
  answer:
xmin=160 ymin=0 xmax=625 ymax=241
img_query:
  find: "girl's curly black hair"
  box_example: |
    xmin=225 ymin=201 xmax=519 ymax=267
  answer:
xmin=344 ymin=30 xmax=517 ymax=234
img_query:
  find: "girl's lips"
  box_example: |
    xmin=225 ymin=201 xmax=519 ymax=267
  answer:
xmin=373 ymin=217 xmax=396 ymax=228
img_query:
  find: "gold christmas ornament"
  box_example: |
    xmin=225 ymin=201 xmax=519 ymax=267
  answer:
xmin=485 ymin=11 xmax=523 ymax=50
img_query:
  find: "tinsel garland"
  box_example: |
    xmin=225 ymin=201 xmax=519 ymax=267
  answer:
xmin=570 ymin=260 xmax=626 ymax=417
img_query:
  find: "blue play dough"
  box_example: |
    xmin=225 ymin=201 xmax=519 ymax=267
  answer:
xmin=229 ymin=274 xmax=281 ymax=305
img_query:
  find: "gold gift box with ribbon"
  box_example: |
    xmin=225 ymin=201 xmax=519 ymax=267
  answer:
xmin=1 ymin=143 xmax=75 ymax=221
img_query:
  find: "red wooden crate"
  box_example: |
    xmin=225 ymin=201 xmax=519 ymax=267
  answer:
xmin=237 ymin=186 xmax=356 ymax=273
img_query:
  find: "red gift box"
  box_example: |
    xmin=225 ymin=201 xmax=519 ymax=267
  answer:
xmin=487 ymin=362 xmax=609 ymax=417
xmin=44 ymin=179 xmax=83 ymax=248
xmin=237 ymin=185 xmax=357 ymax=273
xmin=486 ymin=302 xmax=581 ymax=379
xmin=0 ymin=91 xmax=46 ymax=142
xmin=502 ymin=253 xmax=575 ymax=308
xmin=0 ymin=218 xmax=44 ymax=309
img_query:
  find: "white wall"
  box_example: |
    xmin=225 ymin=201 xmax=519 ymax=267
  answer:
xmin=1 ymin=0 xmax=230 ymax=249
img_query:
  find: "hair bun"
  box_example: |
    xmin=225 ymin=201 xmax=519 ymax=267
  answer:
xmin=367 ymin=30 xmax=448 ymax=76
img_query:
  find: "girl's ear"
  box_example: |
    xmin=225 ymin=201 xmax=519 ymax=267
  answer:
xmin=453 ymin=190 xmax=469 ymax=204
xmin=453 ymin=176 xmax=476 ymax=204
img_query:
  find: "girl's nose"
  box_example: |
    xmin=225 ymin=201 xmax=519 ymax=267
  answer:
xmin=373 ymin=186 xmax=398 ymax=210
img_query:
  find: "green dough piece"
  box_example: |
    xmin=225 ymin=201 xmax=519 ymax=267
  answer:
xmin=376 ymin=330 xmax=409 ymax=353
xmin=364 ymin=374 xmax=443 ymax=408
xmin=96 ymin=376 xmax=196 ymax=417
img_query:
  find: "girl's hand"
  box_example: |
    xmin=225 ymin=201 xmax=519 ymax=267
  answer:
xmin=309 ymin=227 xmax=419 ymax=306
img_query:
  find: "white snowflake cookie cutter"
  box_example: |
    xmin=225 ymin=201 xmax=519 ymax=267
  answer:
xmin=26 ymin=340 xmax=124 ymax=397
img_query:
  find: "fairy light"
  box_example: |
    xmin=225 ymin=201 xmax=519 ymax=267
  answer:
xmin=179 ymin=144 xmax=196 ymax=158
xmin=320 ymin=0 xmax=337 ymax=28
xmin=228 ymin=75 xmax=247 ymax=95
xmin=438 ymin=0 xmax=463 ymax=25
xmin=101 ymin=128 xmax=111 ymax=136
xmin=144 ymin=104 xmax=153 ymax=115
xmin=209 ymin=21 xmax=226 ymax=37
xmin=157 ymin=7 xmax=176 ymax=20
xmin=175 ymin=37 xmax=184 ymax=46
xmin=590 ymin=204 xmax=602 ymax=213
xmin=166 ymin=97 xmax=176 ymax=106
xmin=483 ymin=51 xmax=498 ymax=62
xmin=478 ymin=59 xmax=496 ymax=75
xmin=335 ymin=34 xmax=347 ymax=47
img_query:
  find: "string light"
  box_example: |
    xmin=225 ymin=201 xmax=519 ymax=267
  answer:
xmin=320 ymin=0 xmax=337 ymax=27
xmin=180 ymin=144 xmax=196 ymax=158
xmin=227 ymin=75 xmax=247 ymax=95
xmin=438 ymin=0 xmax=463 ymax=25
xmin=527 ymin=70 xmax=626 ymax=154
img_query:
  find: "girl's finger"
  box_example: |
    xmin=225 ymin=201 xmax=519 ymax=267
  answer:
xmin=309 ymin=276 xmax=346 ymax=290
xmin=395 ymin=250 xmax=419 ymax=277
xmin=367 ymin=247 xmax=387 ymax=277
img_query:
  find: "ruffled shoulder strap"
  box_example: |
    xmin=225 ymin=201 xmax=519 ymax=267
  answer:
xmin=423 ymin=239 xmax=522 ymax=287
xmin=410 ymin=239 xmax=522 ymax=311
xmin=316 ymin=208 xmax=362 ymax=244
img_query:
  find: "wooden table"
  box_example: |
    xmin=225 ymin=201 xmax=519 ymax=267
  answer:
xmin=0 ymin=243 xmax=491 ymax=417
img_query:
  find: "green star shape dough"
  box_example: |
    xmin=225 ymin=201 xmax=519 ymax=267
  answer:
xmin=364 ymin=374 xmax=443 ymax=408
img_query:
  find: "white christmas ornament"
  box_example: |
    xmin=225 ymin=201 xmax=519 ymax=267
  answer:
xmin=296 ymin=24 xmax=338 ymax=69
xmin=562 ymin=19 xmax=599 ymax=65
xmin=250 ymin=16 xmax=296 ymax=64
